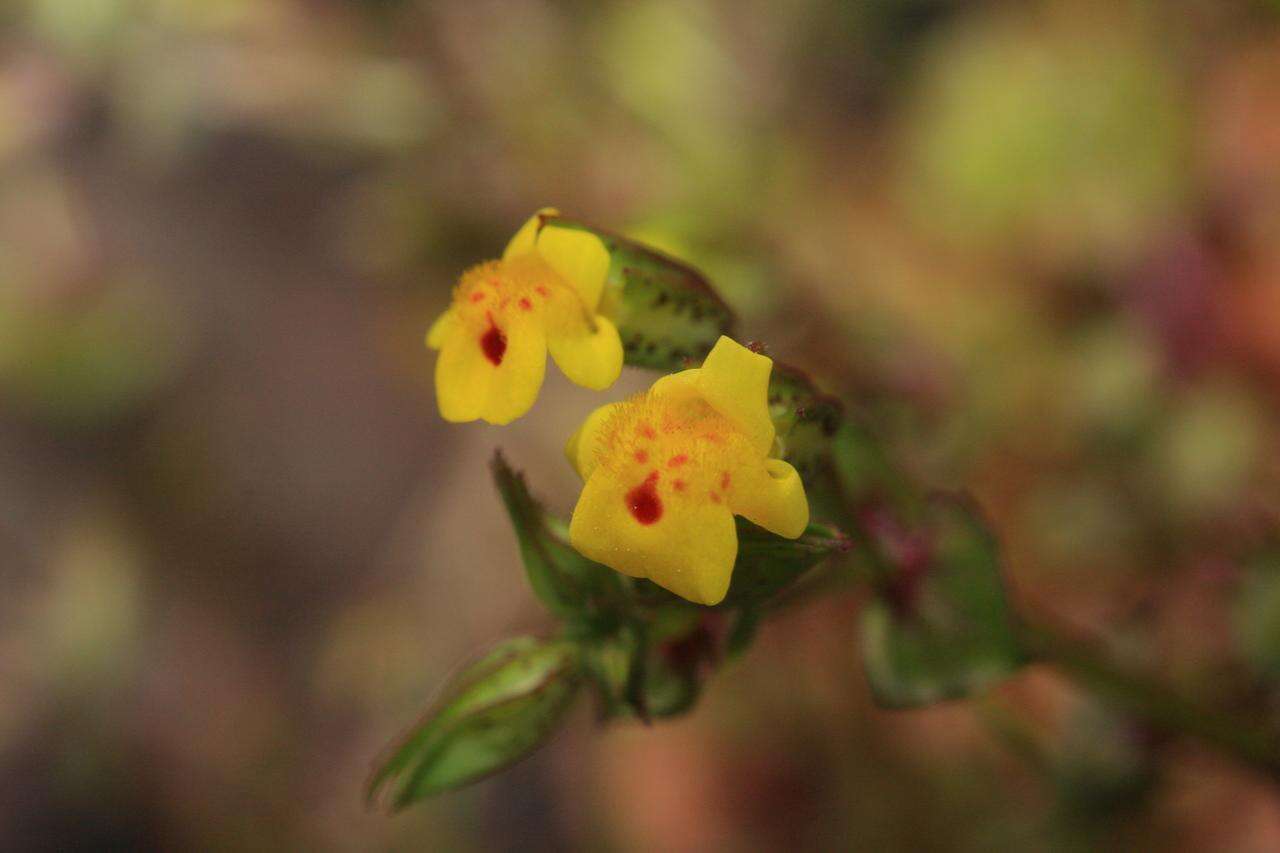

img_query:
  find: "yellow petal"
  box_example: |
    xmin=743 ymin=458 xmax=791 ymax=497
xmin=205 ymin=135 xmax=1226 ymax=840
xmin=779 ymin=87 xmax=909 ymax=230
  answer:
xmin=435 ymin=313 xmax=547 ymax=425
xmin=565 ymin=401 xmax=625 ymax=480
xmin=730 ymin=458 xmax=809 ymax=539
xmin=502 ymin=207 xmax=559 ymax=260
xmin=547 ymin=314 xmax=623 ymax=391
xmin=649 ymin=368 xmax=700 ymax=404
xmin=425 ymin=305 xmax=458 ymax=349
xmin=569 ymin=471 xmax=738 ymax=605
xmin=695 ymin=336 xmax=775 ymax=455
xmin=535 ymin=225 xmax=610 ymax=313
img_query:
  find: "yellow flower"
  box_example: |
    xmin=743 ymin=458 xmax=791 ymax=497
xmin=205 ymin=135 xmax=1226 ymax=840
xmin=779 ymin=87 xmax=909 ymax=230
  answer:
xmin=565 ymin=336 xmax=809 ymax=605
xmin=426 ymin=209 xmax=624 ymax=425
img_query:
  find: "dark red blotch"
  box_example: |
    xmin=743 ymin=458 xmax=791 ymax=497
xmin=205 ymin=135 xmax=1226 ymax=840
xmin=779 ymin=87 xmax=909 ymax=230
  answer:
xmin=480 ymin=320 xmax=507 ymax=366
xmin=627 ymin=472 xmax=663 ymax=525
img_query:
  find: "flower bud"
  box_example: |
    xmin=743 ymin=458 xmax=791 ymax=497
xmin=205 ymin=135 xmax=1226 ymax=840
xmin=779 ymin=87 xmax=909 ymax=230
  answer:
xmin=368 ymin=636 xmax=582 ymax=809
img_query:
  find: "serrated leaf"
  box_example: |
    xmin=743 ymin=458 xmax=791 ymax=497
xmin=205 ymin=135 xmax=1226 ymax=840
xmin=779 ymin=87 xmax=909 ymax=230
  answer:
xmin=860 ymin=494 xmax=1025 ymax=707
xmin=492 ymin=451 xmax=623 ymax=626
xmin=720 ymin=519 xmax=851 ymax=608
xmin=368 ymin=637 xmax=582 ymax=809
xmin=545 ymin=215 xmax=735 ymax=370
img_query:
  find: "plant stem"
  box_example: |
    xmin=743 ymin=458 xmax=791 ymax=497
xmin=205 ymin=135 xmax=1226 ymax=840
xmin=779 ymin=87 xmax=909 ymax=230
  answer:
xmin=1018 ymin=612 xmax=1280 ymax=781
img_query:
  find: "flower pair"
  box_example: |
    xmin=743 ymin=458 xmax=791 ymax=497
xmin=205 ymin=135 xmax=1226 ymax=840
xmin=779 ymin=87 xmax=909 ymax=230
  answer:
xmin=427 ymin=211 xmax=809 ymax=605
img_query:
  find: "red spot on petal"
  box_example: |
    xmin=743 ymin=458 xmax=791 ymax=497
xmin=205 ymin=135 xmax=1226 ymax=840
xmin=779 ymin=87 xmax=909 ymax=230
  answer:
xmin=639 ymin=423 xmax=657 ymax=439
xmin=480 ymin=318 xmax=507 ymax=366
xmin=536 ymin=285 xmax=550 ymax=297
xmin=708 ymin=491 xmax=722 ymax=504
xmin=634 ymin=450 xmax=649 ymax=463
xmin=519 ymin=297 xmax=533 ymax=311
xmin=627 ymin=472 xmax=663 ymax=525
xmin=673 ymin=479 xmax=686 ymax=492
xmin=720 ymin=471 xmax=732 ymax=491
xmin=667 ymin=454 xmax=689 ymax=468
xmin=469 ymin=292 xmax=485 ymax=303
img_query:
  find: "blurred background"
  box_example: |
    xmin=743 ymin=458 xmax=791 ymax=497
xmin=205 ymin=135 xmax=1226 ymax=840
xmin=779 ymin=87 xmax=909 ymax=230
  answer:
xmin=2 ymin=0 xmax=1280 ymax=848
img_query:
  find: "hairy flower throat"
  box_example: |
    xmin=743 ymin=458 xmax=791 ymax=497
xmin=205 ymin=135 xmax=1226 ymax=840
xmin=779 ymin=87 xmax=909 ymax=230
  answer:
xmin=592 ymin=393 xmax=753 ymax=520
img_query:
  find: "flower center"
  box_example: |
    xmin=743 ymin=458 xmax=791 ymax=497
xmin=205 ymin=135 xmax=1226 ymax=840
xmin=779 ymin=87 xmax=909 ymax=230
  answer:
xmin=453 ymin=255 xmax=596 ymax=366
xmin=596 ymin=392 xmax=756 ymax=523
xmin=454 ymin=256 xmax=575 ymax=319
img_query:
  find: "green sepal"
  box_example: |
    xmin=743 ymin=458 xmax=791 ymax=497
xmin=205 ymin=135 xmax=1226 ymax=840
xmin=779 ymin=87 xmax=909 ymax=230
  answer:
xmin=543 ymin=214 xmax=735 ymax=371
xmin=491 ymin=451 xmax=624 ymax=630
xmin=367 ymin=636 xmax=582 ymax=808
xmin=580 ymin=625 xmax=642 ymax=721
xmin=768 ymin=362 xmax=844 ymax=485
xmin=581 ymin=604 xmax=711 ymax=721
xmin=860 ymin=494 xmax=1025 ymax=707
xmin=720 ymin=519 xmax=851 ymax=608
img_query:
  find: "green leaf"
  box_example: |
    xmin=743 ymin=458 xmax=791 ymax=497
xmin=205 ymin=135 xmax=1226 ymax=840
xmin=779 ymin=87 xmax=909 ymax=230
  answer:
xmin=367 ymin=636 xmax=582 ymax=809
xmin=721 ymin=519 xmax=851 ymax=608
xmin=491 ymin=451 xmax=623 ymax=627
xmin=768 ymin=362 xmax=844 ymax=484
xmin=546 ymin=215 xmax=735 ymax=370
xmin=860 ymin=494 xmax=1025 ymax=707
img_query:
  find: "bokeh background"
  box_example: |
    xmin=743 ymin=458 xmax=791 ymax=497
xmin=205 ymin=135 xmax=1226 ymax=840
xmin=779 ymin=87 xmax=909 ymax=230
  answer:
xmin=3 ymin=0 xmax=1280 ymax=848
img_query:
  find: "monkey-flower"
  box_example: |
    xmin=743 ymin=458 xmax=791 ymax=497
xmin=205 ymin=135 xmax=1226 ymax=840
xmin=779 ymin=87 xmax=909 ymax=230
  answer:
xmin=565 ymin=336 xmax=809 ymax=605
xmin=426 ymin=209 xmax=623 ymax=425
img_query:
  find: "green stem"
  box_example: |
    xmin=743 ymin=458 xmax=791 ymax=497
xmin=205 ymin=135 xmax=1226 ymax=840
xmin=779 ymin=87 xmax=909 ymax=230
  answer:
xmin=1019 ymin=613 xmax=1280 ymax=781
